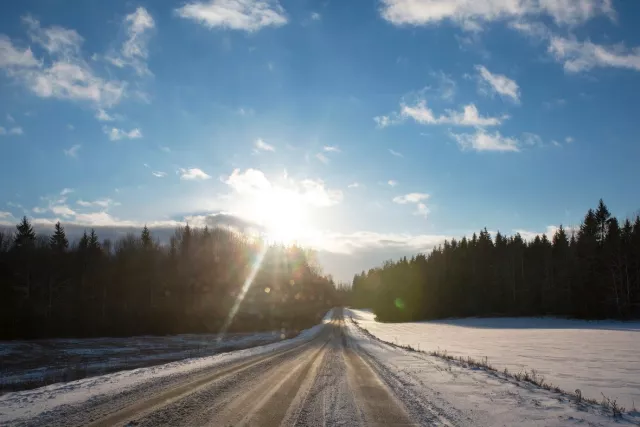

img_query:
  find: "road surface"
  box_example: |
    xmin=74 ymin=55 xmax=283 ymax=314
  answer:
xmin=32 ymin=308 xmax=416 ymax=427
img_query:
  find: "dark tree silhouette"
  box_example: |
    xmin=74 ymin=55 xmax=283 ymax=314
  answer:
xmin=0 ymin=223 xmax=340 ymax=339
xmin=352 ymin=200 xmax=640 ymax=321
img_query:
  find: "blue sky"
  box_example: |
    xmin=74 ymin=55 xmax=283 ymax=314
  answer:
xmin=2 ymin=0 xmax=640 ymax=282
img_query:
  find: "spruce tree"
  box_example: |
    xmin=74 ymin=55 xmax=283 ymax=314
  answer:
xmin=49 ymin=221 xmax=69 ymax=252
xmin=13 ymin=216 xmax=36 ymax=249
xmin=141 ymin=225 xmax=152 ymax=249
xmin=88 ymin=229 xmax=100 ymax=250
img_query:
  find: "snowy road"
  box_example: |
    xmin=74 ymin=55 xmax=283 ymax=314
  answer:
xmin=2 ymin=308 xmax=636 ymax=426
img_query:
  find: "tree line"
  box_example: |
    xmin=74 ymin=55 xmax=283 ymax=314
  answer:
xmin=352 ymin=200 xmax=640 ymax=321
xmin=0 ymin=219 xmax=342 ymax=339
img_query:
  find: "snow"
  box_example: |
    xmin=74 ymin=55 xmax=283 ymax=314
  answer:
xmin=348 ymin=308 xmax=640 ymax=411
xmin=0 ymin=331 xmax=286 ymax=393
xmin=0 ymin=313 xmax=330 ymax=425
xmin=345 ymin=309 xmax=640 ymax=426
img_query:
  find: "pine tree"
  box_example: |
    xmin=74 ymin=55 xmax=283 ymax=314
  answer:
xmin=79 ymin=230 xmax=89 ymax=251
xmin=88 ymin=229 xmax=100 ymax=250
xmin=595 ymin=199 xmax=611 ymax=245
xmin=13 ymin=216 xmax=36 ymax=249
xmin=49 ymin=221 xmax=69 ymax=252
xmin=141 ymin=225 xmax=152 ymax=249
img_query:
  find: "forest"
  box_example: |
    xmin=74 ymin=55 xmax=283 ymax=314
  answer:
xmin=352 ymin=200 xmax=640 ymax=321
xmin=0 ymin=219 xmax=344 ymax=340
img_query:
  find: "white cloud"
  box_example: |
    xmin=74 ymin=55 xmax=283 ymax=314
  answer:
xmin=6 ymin=114 xmax=14 ymax=123
xmin=389 ymin=148 xmax=403 ymax=157
xmin=60 ymin=188 xmax=74 ymax=195
xmin=160 ymin=146 xmax=171 ymax=153
xmin=180 ymin=167 xmax=211 ymax=180
xmin=0 ymin=17 xmax=129 ymax=109
xmin=103 ymin=126 xmax=142 ymax=141
xmin=0 ymin=35 xmax=41 ymax=68
xmin=393 ymin=193 xmax=430 ymax=218
xmin=348 ymin=182 xmax=361 ymax=188
xmin=393 ymin=193 xmax=429 ymax=204
xmin=548 ymin=36 xmax=640 ymax=73
xmin=223 ymin=168 xmax=343 ymax=208
xmin=51 ymin=204 xmax=76 ymax=217
xmin=388 ymin=180 xmax=398 ymax=187
xmin=401 ymin=100 xmax=506 ymax=127
xmin=565 ymin=136 xmax=574 ymax=143
xmin=379 ymin=0 xmax=615 ymax=29
xmin=254 ymin=138 xmax=274 ymax=151
xmin=77 ymin=198 xmax=118 ymax=208
xmin=105 ymin=7 xmax=155 ymax=76
xmin=23 ymin=15 xmax=83 ymax=55
xmin=152 ymin=171 xmax=167 ymax=177
xmin=451 ymin=129 xmax=521 ymax=152
xmin=63 ymin=144 xmax=81 ymax=157
xmin=315 ymin=152 xmax=329 ymax=164
xmin=176 ymin=0 xmax=288 ymax=32
xmin=323 ymin=145 xmax=340 ymax=152
xmin=224 ymin=168 xmax=271 ymax=193
xmin=311 ymin=12 xmax=321 ymax=21
xmin=95 ymin=109 xmax=115 ymax=121
xmin=475 ymin=65 xmax=520 ymax=103
xmin=374 ymin=115 xmax=397 ymax=128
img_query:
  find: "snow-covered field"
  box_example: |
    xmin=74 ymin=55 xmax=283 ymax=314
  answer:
xmin=0 ymin=330 xmax=287 ymax=393
xmin=348 ymin=308 xmax=640 ymax=410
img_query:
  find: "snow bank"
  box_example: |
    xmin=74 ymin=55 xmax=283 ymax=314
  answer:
xmin=347 ymin=309 xmax=640 ymax=410
xmin=0 ymin=311 xmax=332 ymax=425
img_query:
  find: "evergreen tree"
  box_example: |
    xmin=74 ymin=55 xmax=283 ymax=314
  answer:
xmin=49 ymin=221 xmax=69 ymax=252
xmin=13 ymin=216 xmax=36 ymax=249
xmin=141 ymin=225 xmax=152 ymax=249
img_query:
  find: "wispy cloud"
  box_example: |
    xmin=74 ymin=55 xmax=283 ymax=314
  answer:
xmin=311 ymin=12 xmax=321 ymax=21
xmin=63 ymin=144 xmax=81 ymax=157
xmin=95 ymin=109 xmax=115 ymax=121
xmin=176 ymin=0 xmax=288 ymax=32
xmin=103 ymin=126 xmax=142 ymax=141
xmin=0 ymin=126 xmax=23 ymax=136
xmin=179 ymin=167 xmax=211 ymax=180
xmin=549 ymin=36 xmax=640 ymax=73
xmin=77 ymin=198 xmax=118 ymax=208
xmin=393 ymin=192 xmax=430 ymax=218
xmin=323 ymin=145 xmax=340 ymax=152
xmin=160 ymin=146 xmax=171 ymax=153
xmin=67 ymin=124 xmax=75 ymax=130
xmin=565 ymin=136 xmax=574 ymax=143
xmin=348 ymin=182 xmax=361 ymax=189
xmin=254 ymin=138 xmax=275 ymax=152
xmin=105 ymin=7 xmax=155 ymax=76
xmin=389 ymin=148 xmax=403 ymax=157
xmin=60 ymin=188 xmax=74 ymax=196
xmin=6 ymin=114 xmax=14 ymax=123
xmin=377 ymin=98 xmax=506 ymax=128
xmin=152 ymin=171 xmax=167 ymax=177
xmin=450 ymin=129 xmax=521 ymax=152
xmin=379 ymin=0 xmax=615 ymax=30
xmin=388 ymin=180 xmax=398 ymax=187
xmin=475 ymin=65 xmax=520 ymax=103
xmin=315 ymin=152 xmax=329 ymax=164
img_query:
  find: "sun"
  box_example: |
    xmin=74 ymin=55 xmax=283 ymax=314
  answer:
xmin=254 ymin=188 xmax=309 ymax=245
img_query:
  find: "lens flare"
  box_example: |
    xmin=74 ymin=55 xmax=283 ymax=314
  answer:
xmin=216 ymin=241 xmax=269 ymax=343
